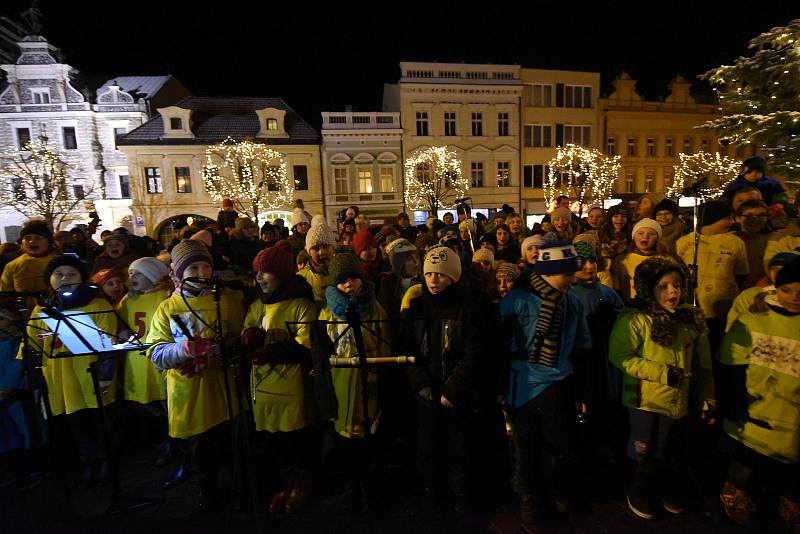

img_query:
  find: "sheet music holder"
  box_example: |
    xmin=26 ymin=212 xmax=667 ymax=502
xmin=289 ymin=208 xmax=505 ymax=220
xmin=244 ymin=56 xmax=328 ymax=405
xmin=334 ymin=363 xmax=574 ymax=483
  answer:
xmin=34 ymin=306 xmax=146 ymax=357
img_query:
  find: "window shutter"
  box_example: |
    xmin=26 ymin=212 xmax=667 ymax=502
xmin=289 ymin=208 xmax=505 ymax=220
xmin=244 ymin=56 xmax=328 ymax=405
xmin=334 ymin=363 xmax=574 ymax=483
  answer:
xmin=555 ymin=84 xmax=564 ymax=107
xmin=555 ymin=124 xmax=564 ymax=147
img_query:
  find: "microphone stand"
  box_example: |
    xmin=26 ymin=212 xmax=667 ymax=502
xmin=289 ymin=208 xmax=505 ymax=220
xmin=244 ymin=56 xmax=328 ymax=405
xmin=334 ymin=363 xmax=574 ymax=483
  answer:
xmin=681 ymin=178 xmax=708 ymax=307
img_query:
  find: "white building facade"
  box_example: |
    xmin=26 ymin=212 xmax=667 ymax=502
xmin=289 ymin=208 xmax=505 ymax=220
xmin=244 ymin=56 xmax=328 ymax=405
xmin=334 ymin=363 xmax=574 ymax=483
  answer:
xmin=0 ymin=34 xmax=185 ymax=241
xmin=320 ymin=111 xmax=403 ymax=225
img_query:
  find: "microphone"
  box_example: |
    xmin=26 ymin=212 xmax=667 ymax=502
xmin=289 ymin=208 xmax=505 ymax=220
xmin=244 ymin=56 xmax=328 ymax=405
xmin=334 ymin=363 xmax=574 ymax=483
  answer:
xmin=182 ymin=277 xmax=243 ymax=290
xmin=454 ymin=197 xmax=472 ymax=204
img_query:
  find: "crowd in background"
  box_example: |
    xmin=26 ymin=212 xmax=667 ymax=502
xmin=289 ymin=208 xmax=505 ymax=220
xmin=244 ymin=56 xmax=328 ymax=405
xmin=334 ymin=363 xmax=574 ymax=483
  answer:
xmin=0 ymin=155 xmax=799 ymax=532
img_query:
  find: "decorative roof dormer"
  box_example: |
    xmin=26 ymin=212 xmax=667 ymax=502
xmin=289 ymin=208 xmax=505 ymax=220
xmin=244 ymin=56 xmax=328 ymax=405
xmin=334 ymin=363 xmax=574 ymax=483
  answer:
xmin=97 ymin=84 xmax=135 ymax=105
xmin=665 ymin=75 xmax=696 ymax=105
xmin=158 ymin=106 xmax=193 ymax=139
xmin=255 ymin=107 xmax=289 ymax=139
xmin=607 ymin=71 xmax=643 ymax=103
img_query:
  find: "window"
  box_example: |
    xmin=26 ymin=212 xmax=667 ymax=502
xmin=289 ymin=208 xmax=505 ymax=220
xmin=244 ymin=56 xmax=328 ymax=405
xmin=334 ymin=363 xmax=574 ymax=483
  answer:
xmin=607 ymin=137 xmax=616 ymax=155
xmin=524 ymin=125 xmax=552 ymax=147
xmin=683 ymin=137 xmax=692 ymax=154
xmin=564 ymin=125 xmax=591 ymax=146
xmin=334 ymin=167 xmax=348 ymax=194
xmin=415 ymin=112 xmax=429 ymax=136
xmin=530 ymin=84 xmax=553 ymax=107
xmin=701 ymin=138 xmax=709 ymax=152
xmin=534 ymin=165 xmax=548 ymax=188
xmin=267 ymin=166 xmax=281 ymax=191
xmin=626 ymin=173 xmax=635 ymax=193
xmin=16 ymin=128 xmax=31 ymax=149
xmin=471 ymin=162 xmax=484 ymax=187
xmin=11 ymin=178 xmax=25 ymax=200
xmin=471 ymin=112 xmax=483 ymax=136
xmin=497 ymin=112 xmax=510 ymax=136
xmin=31 ymin=89 xmax=50 ymax=104
xmin=497 ymin=162 xmax=511 ymax=187
xmin=664 ymin=172 xmax=674 ymax=191
xmin=119 ymin=175 xmax=131 ymax=198
xmin=645 ymin=174 xmax=654 ymax=193
xmin=665 ymin=138 xmax=674 ymax=157
xmin=358 ymin=168 xmax=373 ymax=193
xmin=293 ymin=165 xmax=308 ymax=190
xmin=145 ymin=167 xmax=162 ymax=193
xmin=266 ymin=118 xmax=278 ymax=131
xmin=113 ymin=127 xmax=127 ymax=150
xmin=73 ymin=185 xmax=85 ymax=200
xmin=564 ymin=85 xmax=592 ymax=108
xmin=62 ymin=127 xmax=77 ymax=150
xmin=175 ymin=167 xmax=192 ymax=193
xmin=170 ymin=117 xmax=183 ymax=130
xmin=380 ymin=167 xmax=394 ymax=192
xmin=627 ymin=138 xmax=637 ymax=156
xmin=647 ymin=138 xmax=656 ymax=157
xmin=444 ymin=112 xmax=457 ymax=136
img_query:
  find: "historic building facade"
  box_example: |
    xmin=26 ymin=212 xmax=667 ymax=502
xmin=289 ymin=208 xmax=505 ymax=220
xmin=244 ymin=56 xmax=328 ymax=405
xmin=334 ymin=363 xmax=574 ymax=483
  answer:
xmin=118 ymin=96 xmax=322 ymax=242
xmin=320 ymin=111 xmax=403 ymax=225
xmin=0 ymin=33 xmax=187 ymax=241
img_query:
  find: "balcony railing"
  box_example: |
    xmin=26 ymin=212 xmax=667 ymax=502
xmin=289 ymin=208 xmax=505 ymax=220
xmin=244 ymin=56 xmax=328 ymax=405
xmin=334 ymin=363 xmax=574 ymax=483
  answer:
xmin=322 ymin=112 xmax=401 ymax=129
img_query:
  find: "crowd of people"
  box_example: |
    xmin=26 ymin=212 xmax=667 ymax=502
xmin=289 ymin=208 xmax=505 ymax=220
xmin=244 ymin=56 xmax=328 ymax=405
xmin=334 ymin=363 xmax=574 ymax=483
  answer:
xmin=0 ymin=156 xmax=798 ymax=532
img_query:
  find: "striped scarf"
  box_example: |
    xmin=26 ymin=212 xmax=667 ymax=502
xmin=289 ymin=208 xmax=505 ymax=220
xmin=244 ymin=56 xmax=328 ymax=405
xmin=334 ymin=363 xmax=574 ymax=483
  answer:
xmin=528 ymin=273 xmax=565 ymax=367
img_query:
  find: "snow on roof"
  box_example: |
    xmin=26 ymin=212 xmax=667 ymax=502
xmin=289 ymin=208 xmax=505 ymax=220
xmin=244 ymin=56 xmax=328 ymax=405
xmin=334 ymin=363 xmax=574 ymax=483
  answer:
xmin=98 ymin=76 xmax=171 ymax=99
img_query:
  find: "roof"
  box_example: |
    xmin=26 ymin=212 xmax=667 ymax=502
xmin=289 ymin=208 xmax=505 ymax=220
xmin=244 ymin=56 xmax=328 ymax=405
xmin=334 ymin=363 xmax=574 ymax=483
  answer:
xmin=118 ymin=96 xmax=320 ymax=146
xmin=98 ymin=76 xmax=171 ymax=99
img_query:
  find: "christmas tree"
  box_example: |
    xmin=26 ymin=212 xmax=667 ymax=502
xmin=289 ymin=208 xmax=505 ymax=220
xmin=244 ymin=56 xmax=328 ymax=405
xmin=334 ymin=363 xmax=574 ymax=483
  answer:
xmin=701 ymin=19 xmax=800 ymax=177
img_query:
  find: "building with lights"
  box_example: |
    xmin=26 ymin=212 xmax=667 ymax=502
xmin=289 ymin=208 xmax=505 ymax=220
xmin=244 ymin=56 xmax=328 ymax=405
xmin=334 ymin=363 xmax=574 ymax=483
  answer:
xmin=0 ymin=32 xmax=188 ymax=241
xmin=118 ymin=96 xmax=322 ymax=243
xmin=599 ymin=72 xmax=725 ymax=200
xmin=384 ymin=62 xmax=523 ymax=222
xmin=320 ymin=111 xmax=403 ymax=225
xmin=519 ymin=68 xmax=602 ymax=219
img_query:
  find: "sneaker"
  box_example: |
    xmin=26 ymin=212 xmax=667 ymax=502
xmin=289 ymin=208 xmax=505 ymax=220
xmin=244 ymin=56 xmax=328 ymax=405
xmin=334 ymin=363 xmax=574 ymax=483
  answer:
xmin=719 ymin=482 xmax=755 ymax=526
xmin=625 ymin=481 xmax=656 ymax=520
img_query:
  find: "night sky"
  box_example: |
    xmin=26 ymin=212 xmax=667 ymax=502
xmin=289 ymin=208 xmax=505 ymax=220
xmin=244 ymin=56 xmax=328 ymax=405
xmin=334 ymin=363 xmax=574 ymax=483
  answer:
xmin=3 ymin=1 xmax=800 ymax=129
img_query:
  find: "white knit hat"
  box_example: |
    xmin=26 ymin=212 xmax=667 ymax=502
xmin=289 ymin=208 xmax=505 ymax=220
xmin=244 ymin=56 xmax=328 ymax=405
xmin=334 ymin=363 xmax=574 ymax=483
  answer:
xmin=305 ymin=214 xmax=337 ymax=251
xmin=291 ymin=208 xmax=310 ymax=229
xmin=632 ymin=218 xmax=663 ymax=239
xmin=521 ymin=234 xmax=545 ymax=253
xmin=129 ymin=257 xmax=170 ymax=285
xmin=424 ymin=245 xmax=462 ymax=283
xmin=472 ymin=247 xmax=495 ymax=265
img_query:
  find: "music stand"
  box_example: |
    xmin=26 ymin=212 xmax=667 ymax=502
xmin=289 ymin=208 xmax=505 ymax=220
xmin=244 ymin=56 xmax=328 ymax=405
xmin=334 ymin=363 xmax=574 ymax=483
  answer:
xmin=34 ymin=304 xmax=161 ymax=515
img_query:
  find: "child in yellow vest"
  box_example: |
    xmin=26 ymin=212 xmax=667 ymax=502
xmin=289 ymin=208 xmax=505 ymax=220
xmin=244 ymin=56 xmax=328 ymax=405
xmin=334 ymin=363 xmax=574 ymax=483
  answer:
xmin=146 ymin=240 xmax=244 ymax=512
xmin=24 ymin=255 xmax=119 ymax=486
xmin=241 ymin=241 xmax=317 ymax=514
xmin=1 ymin=220 xmax=57 ymax=314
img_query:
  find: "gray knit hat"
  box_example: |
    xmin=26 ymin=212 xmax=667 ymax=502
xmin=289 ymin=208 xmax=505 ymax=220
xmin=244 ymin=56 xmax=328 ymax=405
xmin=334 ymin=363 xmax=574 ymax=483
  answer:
xmin=330 ymin=252 xmax=362 ymax=285
xmin=170 ymin=239 xmax=212 ymax=279
xmin=129 ymin=257 xmax=170 ymax=285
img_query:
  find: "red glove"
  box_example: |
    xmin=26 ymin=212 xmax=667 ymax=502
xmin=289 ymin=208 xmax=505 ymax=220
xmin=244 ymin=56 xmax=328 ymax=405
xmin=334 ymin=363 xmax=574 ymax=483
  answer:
xmin=183 ymin=338 xmax=213 ymax=358
xmin=242 ymin=328 xmax=267 ymax=351
xmin=768 ymin=203 xmax=784 ymax=218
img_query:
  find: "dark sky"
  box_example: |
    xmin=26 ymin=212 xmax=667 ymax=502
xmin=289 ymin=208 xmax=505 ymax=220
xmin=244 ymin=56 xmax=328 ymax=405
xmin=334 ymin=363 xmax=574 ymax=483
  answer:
xmin=3 ymin=1 xmax=799 ymax=128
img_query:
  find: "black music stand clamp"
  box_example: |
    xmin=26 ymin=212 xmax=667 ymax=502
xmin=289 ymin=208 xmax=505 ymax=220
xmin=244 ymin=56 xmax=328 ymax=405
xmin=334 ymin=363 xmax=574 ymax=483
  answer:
xmin=36 ymin=304 xmax=161 ymax=515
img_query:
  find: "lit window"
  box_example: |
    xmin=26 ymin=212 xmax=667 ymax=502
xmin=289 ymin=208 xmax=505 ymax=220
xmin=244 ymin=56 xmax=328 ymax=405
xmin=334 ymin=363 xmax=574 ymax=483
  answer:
xmin=145 ymin=167 xmax=162 ymax=193
xmin=645 ymin=174 xmax=654 ymax=192
xmin=175 ymin=167 xmax=192 ymax=193
xmin=267 ymin=118 xmax=278 ymax=131
xmin=380 ymin=167 xmax=394 ymax=192
xmin=358 ymin=169 xmax=373 ymax=193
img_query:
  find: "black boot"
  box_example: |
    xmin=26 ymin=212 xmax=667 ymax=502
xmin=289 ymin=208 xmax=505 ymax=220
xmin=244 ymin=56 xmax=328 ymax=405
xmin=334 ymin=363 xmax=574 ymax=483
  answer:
xmin=163 ymin=463 xmax=193 ymax=490
xmin=626 ymin=460 xmax=657 ymax=520
xmin=154 ymin=438 xmax=176 ymax=467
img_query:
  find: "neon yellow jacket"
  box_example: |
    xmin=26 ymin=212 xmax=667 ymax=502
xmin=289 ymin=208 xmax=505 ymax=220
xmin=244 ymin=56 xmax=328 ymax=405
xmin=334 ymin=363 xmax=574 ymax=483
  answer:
xmin=117 ymin=289 xmax=171 ymax=405
xmin=146 ymin=290 xmax=244 ymax=439
xmin=243 ymin=294 xmax=317 ymax=433
xmin=24 ymin=298 xmax=119 ymax=416
xmin=718 ymin=309 xmax=800 ymax=464
xmin=609 ymin=308 xmax=714 ymax=419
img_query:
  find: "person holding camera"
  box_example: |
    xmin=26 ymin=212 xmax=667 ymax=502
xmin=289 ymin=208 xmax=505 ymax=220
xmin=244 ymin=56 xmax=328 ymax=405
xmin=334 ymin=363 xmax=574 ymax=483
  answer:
xmin=241 ymin=241 xmax=318 ymax=514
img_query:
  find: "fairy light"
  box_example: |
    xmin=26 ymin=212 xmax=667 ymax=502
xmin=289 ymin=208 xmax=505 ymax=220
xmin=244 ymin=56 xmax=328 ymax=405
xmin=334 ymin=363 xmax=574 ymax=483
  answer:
xmin=403 ymin=146 xmax=469 ymax=213
xmin=0 ymin=137 xmax=96 ymax=228
xmin=201 ymin=137 xmax=292 ymax=221
xmin=544 ymin=144 xmax=620 ymax=214
xmin=667 ymin=151 xmax=741 ymax=200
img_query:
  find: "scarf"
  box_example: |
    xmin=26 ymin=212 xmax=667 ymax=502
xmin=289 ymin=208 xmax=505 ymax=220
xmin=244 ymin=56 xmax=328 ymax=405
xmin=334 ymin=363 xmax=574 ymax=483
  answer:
xmin=324 ymin=280 xmax=376 ymax=321
xmin=629 ymin=297 xmax=707 ymax=346
xmin=528 ymin=272 xmax=565 ymax=367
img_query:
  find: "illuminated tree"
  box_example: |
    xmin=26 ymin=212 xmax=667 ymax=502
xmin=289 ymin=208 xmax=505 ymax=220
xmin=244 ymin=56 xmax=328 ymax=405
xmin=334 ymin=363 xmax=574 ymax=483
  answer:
xmin=667 ymin=151 xmax=741 ymax=200
xmin=545 ymin=144 xmax=620 ymax=216
xmin=701 ymin=19 xmax=800 ymax=177
xmin=201 ymin=138 xmax=292 ymax=221
xmin=0 ymin=135 xmax=96 ymax=229
xmin=404 ymin=146 xmax=469 ymax=215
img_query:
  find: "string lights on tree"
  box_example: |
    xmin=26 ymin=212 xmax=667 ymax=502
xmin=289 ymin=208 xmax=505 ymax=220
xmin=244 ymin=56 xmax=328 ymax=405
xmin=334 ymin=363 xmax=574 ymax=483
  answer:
xmin=201 ymin=138 xmax=292 ymax=222
xmin=544 ymin=144 xmax=620 ymax=216
xmin=701 ymin=19 xmax=800 ymax=177
xmin=404 ymin=146 xmax=469 ymax=215
xmin=667 ymin=151 xmax=741 ymax=200
xmin=0 ymin=134 xmax=96 ymax=229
